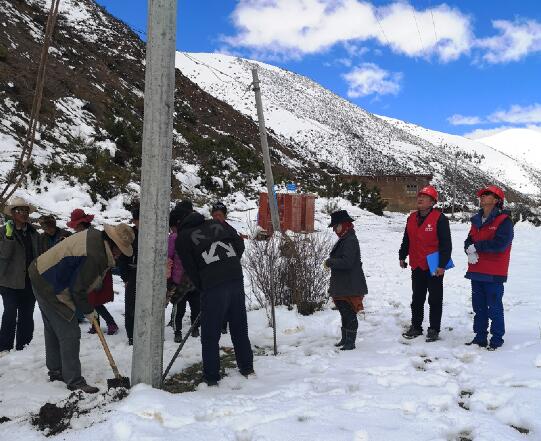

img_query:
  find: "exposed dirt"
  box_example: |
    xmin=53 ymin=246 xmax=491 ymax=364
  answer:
xmin=0 ymin=416 xmax=11 ymax=423
xmin=510 ymin=425 xmax=530 ymax=435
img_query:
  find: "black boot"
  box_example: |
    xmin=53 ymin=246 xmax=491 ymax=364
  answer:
xmin=174 ymin=332 xmax=183 ymax=343
xmin=425 ymin=328 xmax=440 ymax=342
xmin=334 ymin=327 xmax=346 ymax=347
xmin=340 ymin=329 xmax=357 ymax=351
xmin=402 ymin=326 xmax=423 ymax=339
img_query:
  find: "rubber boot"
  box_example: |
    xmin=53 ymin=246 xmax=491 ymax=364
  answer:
xmin=334 ymin=327 xmax=346 ymax=347
xmin=340 ymin=329 xmax=357 ymax=351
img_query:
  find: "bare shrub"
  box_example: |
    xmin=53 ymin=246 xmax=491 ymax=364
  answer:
xmin=243 ymin=225 xmax=333 ymax=322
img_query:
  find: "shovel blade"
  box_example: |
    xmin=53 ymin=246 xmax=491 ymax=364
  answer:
xmin=107 ymin=377 xmax=131 ymax=389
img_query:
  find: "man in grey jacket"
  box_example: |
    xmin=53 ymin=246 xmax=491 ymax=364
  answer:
xmin=0 ymin=197 xmax=43 ymax=355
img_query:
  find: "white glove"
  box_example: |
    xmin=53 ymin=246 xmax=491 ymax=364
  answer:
xmin=466 ymin=244 xmax=477 ymax=255
xmin=467 ymin=252 xmax=479 ymax=264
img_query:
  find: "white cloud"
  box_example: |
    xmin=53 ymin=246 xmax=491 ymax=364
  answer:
xmin=342 ymin=63 xmax=402 ymax=97
xmin=463 ymin=126 xmax=513 ymax=139
xmin=477 ymin=19 xmax=541 ymax=63
xmin=447 ymin=114 xmax=482 ymax=125
xmin=225 ymin=0 xmax=473 ymax=62
xmin=488 ymin=103 xmax=541 ymax=124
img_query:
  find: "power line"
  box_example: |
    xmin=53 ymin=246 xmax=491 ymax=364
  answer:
xmin=428 ymin=0 xmax=438 ymax=44
xmin=409 ymin=2 xmax=425 ymax=54
xmin=374 ymin=8 xmax=390 ymax=47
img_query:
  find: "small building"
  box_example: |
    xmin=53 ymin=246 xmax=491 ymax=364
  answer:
xmin=339 ymin=174 xmax=433 ymax=212
xmin=258 ymin=193 xmax=316 ymax=233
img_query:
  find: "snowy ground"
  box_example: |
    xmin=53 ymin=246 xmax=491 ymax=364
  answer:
xmin=1 ymin=205 xmax=540 ymax=440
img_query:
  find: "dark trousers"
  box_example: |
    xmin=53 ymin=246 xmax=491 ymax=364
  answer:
xmin=95 ymin=304 xmax=116 ymax=326
xmin=471 ymin=280 xmax=505 ymax=347
xmin=410 ymin=268 xmax=444 ymax=332
xmin=124 ymin=274 xmax=136 ymax=340
xmin=335 ymin=300 xmax=358 ymax=331
xmin=201 ymin=279 xmax=253 ymax=383
xmin=0 ymin=286 xmax=36 ymax=351
xmin=172 ymin=289 xmax=200 ymax=334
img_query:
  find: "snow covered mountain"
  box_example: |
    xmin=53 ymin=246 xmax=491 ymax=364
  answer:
xmin=469 ymin=127 xmax=541 ymax=172
xmin=177 ymin=53 xmax=541 ymax=205
xmin=0 ymin=0 xmax=539 ymax=218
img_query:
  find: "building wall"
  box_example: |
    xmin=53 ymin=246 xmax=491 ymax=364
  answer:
xmin=340 ymin=175 xmax=433 ymax=212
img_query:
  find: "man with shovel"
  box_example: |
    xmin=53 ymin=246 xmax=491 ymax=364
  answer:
xmin=29 ymin=223 xmax=134 ymax=393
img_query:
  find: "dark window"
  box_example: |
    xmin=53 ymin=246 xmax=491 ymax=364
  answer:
xmin=405 ymin=183 xmax=417 ymax=195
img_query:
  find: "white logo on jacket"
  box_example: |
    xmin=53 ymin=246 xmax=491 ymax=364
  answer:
xmin=425 ymin=224 xmax=433 ymax=232
xmin=201 ymin=241 xmax=237 ymax=264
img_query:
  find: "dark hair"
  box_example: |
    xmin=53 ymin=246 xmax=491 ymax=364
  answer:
xmin=169 ymin=207 xmax=190 ymax=228
xmin=79 ymin=222 xmax=92 ymax=230
xmin=174 ymin=200 xmax=193 ymax=212
xmin=131 ymin=206 xmax=140 ymax=220
xmin=211 ymin=201 xmax=227 ymax=215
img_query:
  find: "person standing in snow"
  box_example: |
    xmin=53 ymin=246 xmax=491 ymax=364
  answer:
xmin=210 ymin=201 xmax=240 ymax=334
xmin=464 ymin=185 xmax=513 ymax=351
xmin=0 ymin=197 xmax=44 ymax=355
xmin=399 ymin=186 xmax=452 ymax=342
xmin=39 ymin=215 xmax=71 ymax=251
xmin=67 ymin=209 xmax=119 ymax=336
xmin=325 ymin=210 xmax=368 ymax=351
xmin=168 ymin=205 xmax=200 ymax=343
xmin=28 ymin=223 xmax=134 ymax=393
xmin=118 ymin=206 xmax=139 ymax=346
xmin=176 ymin=209 xmax=253 ymax=386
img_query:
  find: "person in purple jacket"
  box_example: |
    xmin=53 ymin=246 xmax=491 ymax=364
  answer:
xmin=168 ymin=205 xmax=200 ymax=343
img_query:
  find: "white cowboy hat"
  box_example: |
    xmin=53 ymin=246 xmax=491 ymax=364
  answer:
xmin=3 ymin=196 xmax=37 ymax=216
xmin=104 ymin=223 xmax=135 ymax=257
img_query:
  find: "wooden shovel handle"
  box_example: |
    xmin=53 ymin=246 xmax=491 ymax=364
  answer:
xmin=91 ymin=316 xmax=122 ymax=379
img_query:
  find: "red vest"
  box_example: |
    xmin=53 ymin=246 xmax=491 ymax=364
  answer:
xmin=468 ymin=214 xmax=511 ymax=276
xmin=406 ymin=209 xmax=441 ymax=271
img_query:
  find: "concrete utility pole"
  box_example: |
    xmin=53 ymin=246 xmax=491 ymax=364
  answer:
xmin=251 ymin=67 xmax=279 ymax=355
xmin=452 ymin=151 xmax=458 ymax=219
xmin=131 ymin=0 xmax=177 ymax=388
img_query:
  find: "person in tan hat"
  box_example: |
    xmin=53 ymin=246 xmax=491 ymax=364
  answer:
xmin=28 ymin=223 xmax=134 ymax=393
xmin=0 ymin=196 xmax=44 ymax=355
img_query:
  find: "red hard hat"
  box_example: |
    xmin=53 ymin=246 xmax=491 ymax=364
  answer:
xmin=417 ymin=185 xmax=438 ymax=202
xmin=476 ymin=185 xmax=505 ymax=201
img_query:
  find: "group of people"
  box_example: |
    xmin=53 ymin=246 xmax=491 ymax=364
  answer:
xmin=0 ymin=182 xmax=514 ymax=392
xmin=0 ymin=197 xmax=253 ymax=390
xmin=325 ymin=184 xmax=514 ymax=353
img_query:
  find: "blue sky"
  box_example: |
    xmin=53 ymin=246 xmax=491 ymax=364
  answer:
xmin=95 ymin=0 xmax=541 ymax=137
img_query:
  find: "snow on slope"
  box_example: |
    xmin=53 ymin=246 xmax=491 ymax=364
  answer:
xmin=378 ymin=116 xmax=541 ymax=196
xmin=1 ymin=204 xmax=540 ymax=440
xmin=176 ymin=53 xmax=541 ymax=201
xmin=176 ymin=52 xmax=431 ymax=175
xmin=471 ymin=128 xmax=541 ymax=171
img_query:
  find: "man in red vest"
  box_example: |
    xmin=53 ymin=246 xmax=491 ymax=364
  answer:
xmin=464 ymin=185 xmax=513 ymax=351
xmin=399 ymin=186 xmax=452 ymax=342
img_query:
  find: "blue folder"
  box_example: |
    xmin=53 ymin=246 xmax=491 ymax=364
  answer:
xmin=426 ymin=251 xmax=454 ymax=275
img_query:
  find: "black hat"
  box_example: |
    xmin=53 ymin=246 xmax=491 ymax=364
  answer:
xmin=211 ymin=201 xmax=227 ymax=215
xmin=328 ymin=210 xmax=354 ymax=227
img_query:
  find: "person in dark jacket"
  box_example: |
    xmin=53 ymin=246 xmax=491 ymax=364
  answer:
xmin=176 ymin=211 xmax=253 ymax=386
xmin=39 ymin=215 xmax=71 ymax=251
xmin=118 ymin=206 xmax=139 ymax=346
xmin=0 ymin=196 xmax=43 ymax=354
xmin=67 ymin=208 xmax=119 ymax=336
xmin=168 ymin=205 xmax=200 ymax=342
xmin=325 ymin=210 xmax=368 ymax=351
xmin=399 ymin=186 xmax=452 ymax=342
xmin=464 ymin=185 xmax=513 ymax=350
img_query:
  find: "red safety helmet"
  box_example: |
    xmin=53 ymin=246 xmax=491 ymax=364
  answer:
xmin=417 ymin=185 xmax=438 ymax=202
xmin=476 ymin=185 xmax=505 ymax=201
